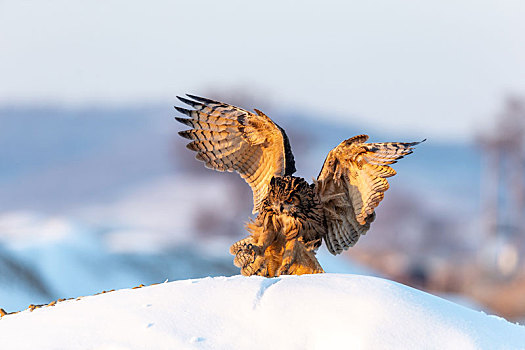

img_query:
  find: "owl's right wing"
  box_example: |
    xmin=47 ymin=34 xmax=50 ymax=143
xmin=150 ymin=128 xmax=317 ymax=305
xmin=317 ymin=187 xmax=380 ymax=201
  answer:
xmin=315 ymin=135 xmax=423 ymax=255
xmin=175 ymin=94 xmax=296 ymax=214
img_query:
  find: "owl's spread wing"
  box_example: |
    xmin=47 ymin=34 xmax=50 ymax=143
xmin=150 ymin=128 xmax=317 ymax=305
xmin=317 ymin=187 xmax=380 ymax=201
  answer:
xmin=316 ymin=134 xmax=423 ymax=255
xmin=175 ymin=94 xmax=296 ymax=213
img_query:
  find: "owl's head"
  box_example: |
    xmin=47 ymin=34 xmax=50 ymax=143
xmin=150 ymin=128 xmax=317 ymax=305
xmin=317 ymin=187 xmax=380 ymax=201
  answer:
xmin=263 ymin=176 xmax=317 ymax=218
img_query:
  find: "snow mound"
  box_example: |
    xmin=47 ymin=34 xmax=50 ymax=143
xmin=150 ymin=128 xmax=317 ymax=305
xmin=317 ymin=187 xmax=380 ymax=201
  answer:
xmin=1 ymin=274 xmax=523 ymax=350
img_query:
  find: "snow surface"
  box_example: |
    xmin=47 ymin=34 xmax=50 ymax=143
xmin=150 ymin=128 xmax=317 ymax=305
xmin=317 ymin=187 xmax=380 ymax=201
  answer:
xmin=1 ymin=274 xmax=523 ymax=350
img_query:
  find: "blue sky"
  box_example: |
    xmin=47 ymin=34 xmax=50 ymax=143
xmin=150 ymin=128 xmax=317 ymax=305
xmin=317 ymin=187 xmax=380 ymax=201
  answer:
xmin=1 ymin=0 xmax=524 ymax=141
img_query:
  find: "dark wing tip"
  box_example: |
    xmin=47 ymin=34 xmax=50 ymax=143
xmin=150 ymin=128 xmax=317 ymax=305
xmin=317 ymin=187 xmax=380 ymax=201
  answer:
xmin=176 ymin=95 xmax=189 ymax=103
xmin=253 ymin=108 xmax=266 ymax=117
xmin=185 ymin=94 xmax=221 ymax=105
xmin=186 ymin=141 xmax=200 ymax=151
xmin=178 ymin=130 xmax=193 ymax=139
xmin=409 ymin=138 xmax=426 ymax=147
xmin=174 ymin=106 xmax=192 ymax=116
xmin=175 ymin=116 xmax=192 ymax=126
xmin=177 ymin=95 xmax=201 ymax=107
xmin=344 ymin=134 xmax=370 ymax=146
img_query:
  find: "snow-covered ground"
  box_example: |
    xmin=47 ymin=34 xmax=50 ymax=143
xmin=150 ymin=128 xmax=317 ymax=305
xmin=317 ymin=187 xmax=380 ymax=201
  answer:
xmin=1 ymin=274 xmax=523 ymax=350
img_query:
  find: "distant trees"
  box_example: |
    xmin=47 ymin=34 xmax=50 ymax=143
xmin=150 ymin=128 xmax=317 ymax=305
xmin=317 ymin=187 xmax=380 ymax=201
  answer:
xmin=477 ymin=96 xmax=525 ymax=276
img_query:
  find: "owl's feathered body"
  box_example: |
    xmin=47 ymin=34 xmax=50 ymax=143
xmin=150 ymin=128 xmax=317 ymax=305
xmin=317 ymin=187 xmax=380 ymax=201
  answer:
xmin=231 ymin=176 xmax=325 ymax=276
xmin=175 ymin=94 xmax=423 ymax=277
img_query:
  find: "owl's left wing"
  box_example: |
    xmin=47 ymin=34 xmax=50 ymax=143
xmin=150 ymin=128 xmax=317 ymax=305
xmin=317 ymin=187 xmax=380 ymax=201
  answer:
xmin=315 ymin=135 xmax=423 ymax=255
xmin=175 ymin=94 xmax=296 ymax=213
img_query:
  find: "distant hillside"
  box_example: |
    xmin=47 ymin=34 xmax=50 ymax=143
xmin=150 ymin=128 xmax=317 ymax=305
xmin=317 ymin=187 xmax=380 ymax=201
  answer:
xmin=0 ymin=105 xmax=481 ymax=214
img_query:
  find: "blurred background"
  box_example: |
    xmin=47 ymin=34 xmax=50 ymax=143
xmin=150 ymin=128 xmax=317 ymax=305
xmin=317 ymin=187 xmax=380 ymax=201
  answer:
xmin=1 ymin=0 xmax=525 ymax=320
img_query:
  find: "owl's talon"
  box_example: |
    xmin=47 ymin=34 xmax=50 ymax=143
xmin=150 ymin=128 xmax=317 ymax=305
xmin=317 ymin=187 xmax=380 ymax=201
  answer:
xmin=247 ymin=243 xmax=261 ymax=254
xmin=277 ymin=263 xmax=292 ymax=275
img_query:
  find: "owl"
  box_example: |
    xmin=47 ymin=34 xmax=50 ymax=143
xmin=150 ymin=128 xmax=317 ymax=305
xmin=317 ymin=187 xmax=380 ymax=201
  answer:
xmin=175 ymin=94 xmax=423 ymax=277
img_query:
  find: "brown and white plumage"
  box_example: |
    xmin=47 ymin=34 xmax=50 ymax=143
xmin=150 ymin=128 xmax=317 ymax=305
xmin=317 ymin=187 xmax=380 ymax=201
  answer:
xmin=175 ymin=95 xmax=424 ymax=276
xmin=316 ymin=135 xmax=423 ymax=255
xmin=176 ymin=94 xmax=295 ymax=213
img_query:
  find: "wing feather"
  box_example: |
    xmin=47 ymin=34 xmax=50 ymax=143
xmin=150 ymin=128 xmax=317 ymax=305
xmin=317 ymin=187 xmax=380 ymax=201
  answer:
xmin=316 ymin=135 xmax=423 ymax=254
xmin=175 ymin=95 xmax=296 ymax=213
